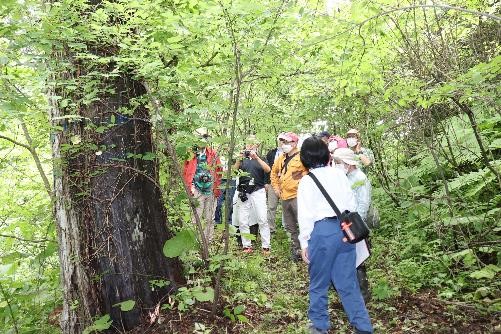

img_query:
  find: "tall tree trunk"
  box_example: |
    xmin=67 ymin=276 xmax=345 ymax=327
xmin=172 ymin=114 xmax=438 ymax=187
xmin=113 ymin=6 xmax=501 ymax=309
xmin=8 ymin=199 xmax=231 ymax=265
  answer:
xmin=50 ymin=59 xmax=184 ymax=334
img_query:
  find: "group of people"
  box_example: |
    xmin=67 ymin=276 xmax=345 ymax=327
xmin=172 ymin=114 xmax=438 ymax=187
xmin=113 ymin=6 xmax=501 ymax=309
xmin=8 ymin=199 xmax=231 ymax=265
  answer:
xmin=183 ymin=127 xmax=375 ymax=334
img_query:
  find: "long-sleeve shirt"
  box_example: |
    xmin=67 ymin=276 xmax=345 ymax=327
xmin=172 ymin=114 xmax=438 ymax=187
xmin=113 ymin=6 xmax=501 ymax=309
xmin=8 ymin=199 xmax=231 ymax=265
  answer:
xmin=355 ymin=147 xmax=375 ymax=174
xmin=270 ymin=150 xmax=307 ymax=200
xmin=297 ymin=166 xmax=356 ymax=250
xmin=347 ymin=168 xmax=371 ymax=221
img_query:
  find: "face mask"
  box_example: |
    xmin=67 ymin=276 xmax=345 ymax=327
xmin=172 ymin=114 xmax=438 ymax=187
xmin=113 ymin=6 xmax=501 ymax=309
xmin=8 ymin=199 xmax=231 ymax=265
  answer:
xmin=282 ymin=144 xmax=293 ymax=154
xmin=347 ymin=138 xmax=358 ymax=148
xmin=335 ymin=163 xmax=349 ymax=174
xmin=328 ymin=141 xmax=338 ymax=152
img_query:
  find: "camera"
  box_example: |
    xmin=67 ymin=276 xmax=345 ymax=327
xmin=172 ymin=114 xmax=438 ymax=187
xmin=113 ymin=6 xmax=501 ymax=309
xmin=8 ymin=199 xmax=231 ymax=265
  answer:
xmin=238 ymin=191 xmax=248 ymax=202
xmin=244 ymin=150 xmax=251 ymax=158
xmin=199 ymin=174 xmax=211 ymax=183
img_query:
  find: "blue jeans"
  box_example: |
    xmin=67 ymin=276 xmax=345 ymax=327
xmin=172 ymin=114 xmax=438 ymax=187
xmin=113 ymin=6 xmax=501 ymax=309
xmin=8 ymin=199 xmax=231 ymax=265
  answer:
xmin=308 ymin=218 xmax=373 ymax=333
xmin=214 ymin=179 xmax=236 ymax=224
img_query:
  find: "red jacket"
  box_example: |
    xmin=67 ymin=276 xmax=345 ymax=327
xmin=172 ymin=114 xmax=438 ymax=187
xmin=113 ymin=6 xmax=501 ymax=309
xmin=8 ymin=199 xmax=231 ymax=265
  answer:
xmin=183 ymin=147 xmax=222 ymax=197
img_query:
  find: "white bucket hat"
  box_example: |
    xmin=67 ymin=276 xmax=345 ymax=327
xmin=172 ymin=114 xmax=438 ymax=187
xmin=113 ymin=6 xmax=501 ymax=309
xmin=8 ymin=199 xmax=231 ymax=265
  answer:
xmin=333 ymin=148 xmax=359 ymax=166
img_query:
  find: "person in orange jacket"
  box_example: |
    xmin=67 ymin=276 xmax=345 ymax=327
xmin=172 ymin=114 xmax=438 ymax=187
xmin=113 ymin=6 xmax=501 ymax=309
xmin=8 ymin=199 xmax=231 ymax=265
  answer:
xmin=270 ymin=132 xmax=307 ymax=261
xmin=183 ymin=128 xmax=222 ymax=244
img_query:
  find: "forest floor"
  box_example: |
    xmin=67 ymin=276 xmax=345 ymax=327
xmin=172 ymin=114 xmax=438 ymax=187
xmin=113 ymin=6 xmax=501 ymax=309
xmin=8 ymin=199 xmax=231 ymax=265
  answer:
xmin=129 ymin=228 xmax=499 ymax=334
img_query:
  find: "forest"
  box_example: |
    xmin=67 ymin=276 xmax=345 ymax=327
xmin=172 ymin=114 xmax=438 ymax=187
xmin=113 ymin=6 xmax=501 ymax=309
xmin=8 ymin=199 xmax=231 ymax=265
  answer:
xmin=0 ymin=0 xmax=499 ymax=333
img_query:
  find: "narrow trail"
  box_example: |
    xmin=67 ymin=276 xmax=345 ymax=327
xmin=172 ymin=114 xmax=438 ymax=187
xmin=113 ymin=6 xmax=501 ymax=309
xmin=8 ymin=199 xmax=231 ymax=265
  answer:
xmin=129 ymin=228 xmax=498 ymax=334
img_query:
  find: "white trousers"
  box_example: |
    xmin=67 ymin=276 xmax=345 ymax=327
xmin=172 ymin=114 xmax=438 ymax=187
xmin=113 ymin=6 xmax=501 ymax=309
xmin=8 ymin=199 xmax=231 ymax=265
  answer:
xmin=232 ymin=188 xmax=270 ymax=249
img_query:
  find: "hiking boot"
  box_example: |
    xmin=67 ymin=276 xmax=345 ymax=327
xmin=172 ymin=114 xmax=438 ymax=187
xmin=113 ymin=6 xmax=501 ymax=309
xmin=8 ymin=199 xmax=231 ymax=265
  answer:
xmin=262 ymin=248 xmax=271 ymax=255
xmin=243 ymin=247 xmax=253 ymax=254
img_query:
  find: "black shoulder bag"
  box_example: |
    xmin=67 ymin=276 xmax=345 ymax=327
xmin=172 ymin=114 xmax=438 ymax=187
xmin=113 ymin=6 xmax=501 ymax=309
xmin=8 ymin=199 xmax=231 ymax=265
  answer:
xmin=308 ymin=172 xmax=369 ymax=244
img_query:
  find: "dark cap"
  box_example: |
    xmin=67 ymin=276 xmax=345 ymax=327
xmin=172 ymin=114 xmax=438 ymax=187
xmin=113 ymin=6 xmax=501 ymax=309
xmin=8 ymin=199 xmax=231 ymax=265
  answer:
xmin=319 ymin=131 xmax=330 ymax=138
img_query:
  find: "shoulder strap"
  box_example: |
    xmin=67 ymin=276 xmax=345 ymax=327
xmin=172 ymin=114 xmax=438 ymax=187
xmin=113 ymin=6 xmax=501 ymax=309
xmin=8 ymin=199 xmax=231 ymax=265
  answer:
xmin=308 ymin=172 xmax=342 ymax=218
xmin=281 ymin=152 xmax=299 ymax=175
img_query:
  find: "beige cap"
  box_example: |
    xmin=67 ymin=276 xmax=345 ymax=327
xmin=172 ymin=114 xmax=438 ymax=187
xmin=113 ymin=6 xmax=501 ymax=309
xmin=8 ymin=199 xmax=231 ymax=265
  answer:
xmin=246 ymin=134 xmax=260 ymax=144
xmin=346 ymin=128 xmax=359 ymax=136
xmin=333 ymin=148 xmax=359 ymax=166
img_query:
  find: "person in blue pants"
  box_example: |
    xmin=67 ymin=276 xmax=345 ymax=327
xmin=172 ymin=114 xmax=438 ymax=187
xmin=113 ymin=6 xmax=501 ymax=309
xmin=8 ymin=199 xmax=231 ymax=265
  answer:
xmin=297 ymin=136 xmax=373 ymax=334
xmin=214 ymin=178 xmax=236 ymax=224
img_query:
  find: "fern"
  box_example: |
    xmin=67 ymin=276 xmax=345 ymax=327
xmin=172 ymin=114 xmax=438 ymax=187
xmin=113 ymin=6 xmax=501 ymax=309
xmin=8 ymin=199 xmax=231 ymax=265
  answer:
xmin=433 ymin=160 xmax=501 ymax=199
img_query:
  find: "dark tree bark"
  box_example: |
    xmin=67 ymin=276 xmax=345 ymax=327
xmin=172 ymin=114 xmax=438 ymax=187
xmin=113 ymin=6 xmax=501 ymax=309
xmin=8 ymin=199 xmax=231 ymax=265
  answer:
xmin=51 ymin=69 xmax=184 ymax=333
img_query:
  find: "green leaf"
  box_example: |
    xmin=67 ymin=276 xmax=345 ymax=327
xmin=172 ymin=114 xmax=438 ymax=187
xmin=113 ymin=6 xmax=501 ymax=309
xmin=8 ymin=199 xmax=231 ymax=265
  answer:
xmin=70 ymin=135 xmax=81 ymax=145
xmin=236 ymin=314 xmax=249 ymax=323
xmin=33 ymin=241 xmax=58 ymax=263
xmin=240 ymin=233 xmax=256 ymax=241
xmin=167 ymin=36 xmax=183 ymax=44
xmin=469 ymin=265 xmax=500 ymax=280
xmin=192 ymin=287 xmax=214 ymax=302
xmin=223 ymin=308 xmax=235 ymax=321
xmin=113 ymin=299 xmax=135 ymax=312
xmin=141 ymin=152 xmax=156 ymax=161
xmin=233 ymin=304 xmax=245 ymax=315
xmin=83 ymin=314 xmax=112 ymax=334
xmin=0 ymin=263 xmax=16 ymax=275
xmin=163 ymin=229 xmax=196 ymax=258
xmin=94 ymin=314 xmax=113 ymax=329
xmin=95 ymin=126 xmax=107 ymax=134
xmin=60 ymin=99 xmax=69 ymax=108
xmin=372 ymin=280 xmax=394 ymax=301
xmin=489 ymin=138 xmax=501 ymax=149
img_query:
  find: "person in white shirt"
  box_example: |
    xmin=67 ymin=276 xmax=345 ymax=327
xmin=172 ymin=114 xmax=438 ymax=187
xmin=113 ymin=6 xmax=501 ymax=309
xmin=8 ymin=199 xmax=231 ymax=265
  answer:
xmin=333 ymin=148 xmax=372 ymax=302
xmin=346 ymin=129 xmax=375 ymax=174
xmin=297 ymin=136 xmax=373 ymax=334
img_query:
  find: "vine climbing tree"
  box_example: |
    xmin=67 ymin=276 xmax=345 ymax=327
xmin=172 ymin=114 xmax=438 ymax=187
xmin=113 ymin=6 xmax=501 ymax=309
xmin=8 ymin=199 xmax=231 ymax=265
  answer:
xmin=46 ymin=1 xmax=184 ymax=332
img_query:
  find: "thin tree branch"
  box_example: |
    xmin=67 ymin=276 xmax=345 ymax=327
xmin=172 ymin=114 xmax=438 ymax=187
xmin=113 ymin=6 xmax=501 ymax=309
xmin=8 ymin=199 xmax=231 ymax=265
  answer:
xmin=0 ymin=283 xmax=19 ymax=334
xmin=0 ymin=233 xmax=55 ymax=243
xmin=0 ymin=134 xmax=32 ymax=151
xmin=211 ymin=1 xmax=244 ymax=318
xmin=306 ymin=4 xmax=500 ymax=48
xmin=20 ymin=121 xmax=55 ymax=202
xmin=143 ymin=82 xmax=210 ymax=264
xmin=2 ymin=80 xmax=55 ymax=202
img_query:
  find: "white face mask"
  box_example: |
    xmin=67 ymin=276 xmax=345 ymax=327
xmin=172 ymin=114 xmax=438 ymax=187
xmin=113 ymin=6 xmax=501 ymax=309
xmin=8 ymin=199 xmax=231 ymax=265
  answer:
xmin=328 ymin=141 xmax=338 ymax=152
xmin=347 ymin=138 xmax=358 ymax=148
xmin=282 ymin=144 xmax=293 ymax=154
xmin=335 ymin=163 xmax=349 ymax=174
